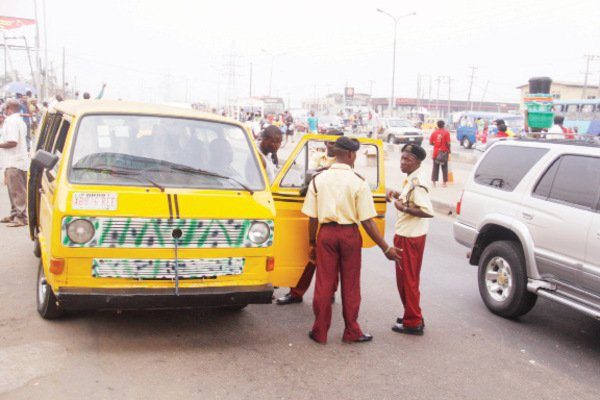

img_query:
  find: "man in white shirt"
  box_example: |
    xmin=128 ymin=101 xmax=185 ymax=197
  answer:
xmin=0 ymin=99 xmax=30 ymax=227
xmin=257 ymin=125 xmax=282 ymax=183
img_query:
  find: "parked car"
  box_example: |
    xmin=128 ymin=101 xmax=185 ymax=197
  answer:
xmin=377 ymin=118 xmax=424 ymax=145
xmin=454 ymin=139 xmax=600 ymax=320
xmin=317 ymin=116 xmax=344 ymax=133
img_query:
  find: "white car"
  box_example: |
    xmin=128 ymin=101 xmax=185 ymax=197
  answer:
xmin=454 ymin=139 xmax=600 ymax=320
xmin=377 ymin=118 xmax=424 ymax=145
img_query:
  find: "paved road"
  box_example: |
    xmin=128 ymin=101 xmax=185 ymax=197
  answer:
xmin=0 ymin=197 xmax=598 ymax=399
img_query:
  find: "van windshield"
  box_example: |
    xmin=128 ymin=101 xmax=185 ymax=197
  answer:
xmin=68 ymin=115 xmax=265 ymax=191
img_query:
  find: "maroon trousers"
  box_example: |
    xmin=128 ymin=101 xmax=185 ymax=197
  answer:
xmin=394 ymin=234 xmax=427 ymax=328
xmin=312 ymin=224 xmax=363 ymax=343
xmin=290 ymin=261 xmax=339 ymax=298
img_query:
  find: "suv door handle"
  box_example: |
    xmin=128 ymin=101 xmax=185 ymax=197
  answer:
xmin=522 ymin=212 xmax=533 ymax=220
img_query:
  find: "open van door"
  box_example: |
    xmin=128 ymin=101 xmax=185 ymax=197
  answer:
xmin=270 ymin=134 xmax=387 ymax=287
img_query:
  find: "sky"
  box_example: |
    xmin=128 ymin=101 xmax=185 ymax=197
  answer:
xmin=2 ymin=0 xmax=600 ymax=107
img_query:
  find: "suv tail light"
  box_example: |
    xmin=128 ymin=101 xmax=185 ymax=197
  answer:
xmin=456 ymin=190 xmax=464 ymax=215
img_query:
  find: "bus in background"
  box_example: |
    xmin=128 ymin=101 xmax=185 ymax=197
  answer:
xmin=229 ymin=97 xmax=286 ymax=121
xmin=553 ymin=99 xmax=600 ymax=136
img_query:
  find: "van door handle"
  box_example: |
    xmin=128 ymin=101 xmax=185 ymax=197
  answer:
xmin=522 ymin=212 xmax=533 ymax=220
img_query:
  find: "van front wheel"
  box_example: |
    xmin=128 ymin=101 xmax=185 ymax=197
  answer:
xmin=37 ymin=262 xmax=64 ymax=319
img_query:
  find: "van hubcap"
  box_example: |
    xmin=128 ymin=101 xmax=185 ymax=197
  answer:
xmin=485 ymin=257 xmax=513 ymax=302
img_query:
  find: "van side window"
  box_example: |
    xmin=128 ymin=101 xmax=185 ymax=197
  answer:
xmin=474 ymin=146 xmax=548 ymax=191
xmin=42 ymin=113 xmax=63 ymax=152
xmin=535 ymin=155 xmax=600 ymax=209
xmin=52 ymin=119 xmax=70 ymax=154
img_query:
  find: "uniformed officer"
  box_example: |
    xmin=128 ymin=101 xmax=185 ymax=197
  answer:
xmin=276 ymin=131 xmax=343 ymax=306
xmin=387 ymin=144 xmax=433 ymax=336
xmin=302 ymin=136 xmax=401 ymax=344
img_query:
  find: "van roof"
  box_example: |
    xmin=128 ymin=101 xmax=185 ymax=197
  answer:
xmin=50 ymin=100 xmax=236 ymax=124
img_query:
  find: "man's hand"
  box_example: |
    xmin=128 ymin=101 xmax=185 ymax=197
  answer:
xmin=386 ymin=189 xmax=400 ymax=202
xmin=308 ymin=245 xmax=317 ymax=263
xmin=385 ymin=247 xmax=402 ymax=263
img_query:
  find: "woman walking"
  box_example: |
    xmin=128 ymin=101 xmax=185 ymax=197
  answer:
xmin=429 ymin=120 xmax=451 ymax=187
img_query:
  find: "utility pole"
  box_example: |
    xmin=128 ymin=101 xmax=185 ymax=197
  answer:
xmin=467 ymin=65 xmax=477 ymax=111
xmin=479 ymin=80 xmax=490 ymax=109
xmin=249 ymin=62 xmax=253 ymax=97
xmin=435 ymin=76 xmax=441 ymax=117
xmin=61 ymin=47 xmax=66 ymax=94
xmin=582 ymin=54 xmax=600 ymax=99
xmin=33 ymin=0 xmax=43 ymax=97
xmin=416 ymin=74 xmax=421 ymax=110
xmin=446 ymin=76 xmax=452 ymax=116
xmin=376 ymin=8 xmax=416 ymax=117
xmin=42 ymin=0 xmax=49 ymax=98
xmin=368 ymin=79 xmax=375 ymax=96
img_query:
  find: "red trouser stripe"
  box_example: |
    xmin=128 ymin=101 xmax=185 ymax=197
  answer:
xmin=311 ymin=224 xmax=363 ymax=343
xmin=394 ymin=234 xmax=426 ymax=328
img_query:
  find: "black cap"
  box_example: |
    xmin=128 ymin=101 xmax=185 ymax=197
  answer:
xmin=334 ymin=136 xmax=360 ymax=152
xmin=401 ymin=144 xmax=426 ymax=161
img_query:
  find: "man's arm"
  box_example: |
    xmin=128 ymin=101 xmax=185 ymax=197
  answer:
xmin=394 ymin=200 xmax=433 ymax=218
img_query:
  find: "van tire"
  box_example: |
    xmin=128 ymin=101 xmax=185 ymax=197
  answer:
xmin=478 ymin=241 xmax=537 ymax=318
xmin=462 ymin=136 xmax=472 ymax=149
xmin=37 ymin=262 xmax=64 ymax=319
xmin=33 ymin=238 xmax=41 ymax=258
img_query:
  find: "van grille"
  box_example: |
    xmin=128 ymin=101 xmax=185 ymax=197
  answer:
xmin=92 ymin=257 xmax=245 ymax=279
xmin=62 ymin=217 xmax=274 ymax=248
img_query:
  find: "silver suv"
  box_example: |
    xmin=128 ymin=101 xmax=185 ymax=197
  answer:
xmin=453 ymin=139 xmax=600 ymax=320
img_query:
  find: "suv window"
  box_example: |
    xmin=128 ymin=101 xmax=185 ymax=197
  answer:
xmin=534 ymin=155 xmax=600 ymax=209
xmin=474 ymin=145 xmax=548 ymax=191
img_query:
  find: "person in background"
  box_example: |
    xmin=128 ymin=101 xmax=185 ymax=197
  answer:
xmin=387 ymin=144 xmax=433 ymax=336
xmin=282 ymin=110 xmax=294 ymax=146
xmin=547 ymin=115 xmax=574 ymax=139
xmin=429 ymin=120 xmax=451 ymax=187
xmin=257 ymin=125 xmax=283 ymax=183
xmin=307 ymin=111 xmax=318 ymax=134
xmin=495 ymin=124 xmax=509 ymax=138
xmin=0 ymin=99 xmax=30 ymax=227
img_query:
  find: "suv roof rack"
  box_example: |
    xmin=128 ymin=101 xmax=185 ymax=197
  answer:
xmin=513 ymin=137 xmax=600 ymax=148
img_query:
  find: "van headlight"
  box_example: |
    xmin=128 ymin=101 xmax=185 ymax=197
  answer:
xmin=66 ymin=219 xmax=95 ymax=244
xmin=248 ymin=221 xmax=270 ymax=245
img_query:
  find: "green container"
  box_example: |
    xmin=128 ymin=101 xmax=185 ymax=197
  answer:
xmin=525 ymin=102 xmax=553 ymax=112
xmin=527 ymin=111 xmax=554 ymax=129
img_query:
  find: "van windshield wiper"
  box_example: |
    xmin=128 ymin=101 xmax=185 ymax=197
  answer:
xmin=168 ymin=165 xmax=254 ymax=195
xmin=72 ymin=166 xmax=165 ymax=192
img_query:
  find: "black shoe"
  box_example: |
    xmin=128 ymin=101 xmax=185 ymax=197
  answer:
xmin=343 ymin=334 xmax=373 ymax=343
xmin=276 ymin=293 xmax=303 ymax=305
xmin=396 ymin=317 xmax=425 ymax=327
xmin=308 ymin=331 xmax=325 ymax=345
xmin=392 ymin=323 xmax=424 ymax=336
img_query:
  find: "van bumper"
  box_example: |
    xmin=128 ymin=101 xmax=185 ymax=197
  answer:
xmin=56 ymin=284 xmax=273 ymax=311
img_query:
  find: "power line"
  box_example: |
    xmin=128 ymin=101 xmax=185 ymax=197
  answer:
xmin=467 ymin=66 xmax=478 ymax=111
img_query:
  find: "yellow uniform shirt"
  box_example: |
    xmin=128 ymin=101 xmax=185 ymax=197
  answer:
xmin=302 ymin=163 xmax=377 ymax=224
xmin=394 ymin=168 xmax=434 ymax=237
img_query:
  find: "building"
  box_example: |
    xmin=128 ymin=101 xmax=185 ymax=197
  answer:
xmin=369 ymin=97 xmax=518 ymax=118
xmin=517 ymin=81 xmax=600 ymax=101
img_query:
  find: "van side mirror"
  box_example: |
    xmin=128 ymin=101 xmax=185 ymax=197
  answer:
xmin=31 ymin=150 xmax=59 ymax=171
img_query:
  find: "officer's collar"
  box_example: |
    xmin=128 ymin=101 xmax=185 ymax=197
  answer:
xmin=330 ymin=163 xmax=352 ymax=170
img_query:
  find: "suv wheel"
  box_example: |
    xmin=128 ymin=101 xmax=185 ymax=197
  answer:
xmin=37 ymin=262 xmax=64 ymax=319
xmin=478 ymin=241 xmax=537 ymax=318
xmin=462 ymin=136 xmax=472 ymax=149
